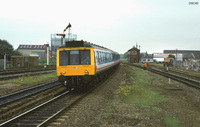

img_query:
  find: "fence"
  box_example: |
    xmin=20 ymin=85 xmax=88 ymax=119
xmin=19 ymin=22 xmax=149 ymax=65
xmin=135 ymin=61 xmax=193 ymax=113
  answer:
xmin=173 ymin=60 xmax=200 ymax=72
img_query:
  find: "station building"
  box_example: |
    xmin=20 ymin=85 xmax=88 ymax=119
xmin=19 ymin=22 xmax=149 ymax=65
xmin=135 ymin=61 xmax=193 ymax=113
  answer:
xmin=17 ymin=45 xmax=48 ymax=59
xmin=127 ymin=46 xmax=140 ymax=63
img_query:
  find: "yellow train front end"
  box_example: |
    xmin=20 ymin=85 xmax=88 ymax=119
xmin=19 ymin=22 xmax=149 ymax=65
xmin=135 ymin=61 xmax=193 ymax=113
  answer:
xmin=57 ymin=46 xmax=95 ymax=88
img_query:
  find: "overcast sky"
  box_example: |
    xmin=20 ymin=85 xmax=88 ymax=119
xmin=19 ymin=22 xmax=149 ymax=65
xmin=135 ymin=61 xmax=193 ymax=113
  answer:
xmin=0 ymin=0 xmax=199 ymax=54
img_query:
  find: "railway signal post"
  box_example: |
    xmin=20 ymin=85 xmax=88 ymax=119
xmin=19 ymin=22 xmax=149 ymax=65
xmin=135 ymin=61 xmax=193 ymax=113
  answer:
xmin=63 ymin=23 xmax=72 ymax=42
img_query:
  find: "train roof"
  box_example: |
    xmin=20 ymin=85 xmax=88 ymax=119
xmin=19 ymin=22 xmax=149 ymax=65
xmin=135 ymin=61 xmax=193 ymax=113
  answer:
xmin=58 ymin=40 xmax=119 ymax=54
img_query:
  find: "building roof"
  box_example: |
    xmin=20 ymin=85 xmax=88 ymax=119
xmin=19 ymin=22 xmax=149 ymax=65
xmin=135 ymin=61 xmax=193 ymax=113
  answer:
xmin=17 ymin=45 xmax=47 ymax=50
xmin=128 ymin=46 xmax=140 ymax=51
xmin=164 ymin=50 xmax=200 ymax=59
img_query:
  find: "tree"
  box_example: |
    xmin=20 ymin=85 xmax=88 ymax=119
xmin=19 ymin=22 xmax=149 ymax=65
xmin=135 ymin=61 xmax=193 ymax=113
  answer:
xmin=0 ymin=39 xmax=22 ymax=59
xmin=13 ymin=49 xmax=22 ymax=56
xmin=124 ymin=51 xmax=128 ymax=59
xmin=0 ymin=39 xmax=14 ymax=57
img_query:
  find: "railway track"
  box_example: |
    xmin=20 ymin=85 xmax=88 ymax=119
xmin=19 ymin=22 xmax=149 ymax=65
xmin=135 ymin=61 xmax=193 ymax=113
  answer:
xmin=0 ymin=89 xmax=72 ymax=127
xmin=150 ymin=64 xmax=200 ymax=81
xmin=0 ymin=70 xmax=56 ymax=80
xmin=124 ymin=63 xmax=200 ymax=89
xmin=168 ymin=69 xmax=200 ymax=81
xmin=0 ymin=80 xmax=60 ymax=106
xmin=0 ymin=81 xmax=99 ymax=126
xmin=0 ymin=65 xmax=56 ymax=73
xmin=0 ymin=80 xmax=64 ymax=124
xmin=0 ymin=64 xmax=117 ymax=126
xmin=0 ymin=68 xmax=55 ymax=76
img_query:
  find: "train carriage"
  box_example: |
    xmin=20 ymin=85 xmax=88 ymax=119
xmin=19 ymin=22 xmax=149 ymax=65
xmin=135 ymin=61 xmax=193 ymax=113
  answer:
xmin=57 ymin=40 xmax=120 ymax=88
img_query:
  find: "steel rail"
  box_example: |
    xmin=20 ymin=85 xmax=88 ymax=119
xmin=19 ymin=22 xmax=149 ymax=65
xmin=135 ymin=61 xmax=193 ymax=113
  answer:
xmin=38 ymin=66 xmax=119 ymax=126
xmin=0 ymin=68 xmax=54 ymax=76
xmin=0 ymin=70 xmax=56 ymax=80
xmin=0 ymin=65 xmax=56 ymax=73
xmin=0 ymin=80 xmax=60 ymax=106
xmin=124 ymin=63 xmax=200 ymax=89
xmin=37 ymin=107 xmax=65 ymax=127
xmin=149 ymin=68 xmax=200 ymax=88
xmin=36 ymin=88 xmax=91 ymax=127
xmin=0 ymin=90 xmax=70 ymax=127
xmin=0 ymin=65 xmax=119 ymax=126
xmin=150 ymin=64 xmax=200 ymax=81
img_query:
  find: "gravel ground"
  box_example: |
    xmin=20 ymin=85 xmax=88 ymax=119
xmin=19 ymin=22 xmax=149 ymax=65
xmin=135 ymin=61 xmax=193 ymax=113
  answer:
xmin=58 ymin=64 xmax=127 ymax=127
xmin=57 ymin=64 xmax=200 ymax=127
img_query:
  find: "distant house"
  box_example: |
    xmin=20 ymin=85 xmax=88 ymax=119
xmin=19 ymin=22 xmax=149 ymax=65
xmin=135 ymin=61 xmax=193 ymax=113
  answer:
xmin=17 ymin=45 xmax=48 ymax=59
xmin=153 ymin=53 xmax=183 ymax=62
xmin=140 ymin=52 xmax=153 ymax=63
xmin=141 ymin=56 xmax=153 ymax=63
xmin=163 ymin=50 xmax=200 ymax=60
xmin=127 ymin=46 xmax=140 ymax=63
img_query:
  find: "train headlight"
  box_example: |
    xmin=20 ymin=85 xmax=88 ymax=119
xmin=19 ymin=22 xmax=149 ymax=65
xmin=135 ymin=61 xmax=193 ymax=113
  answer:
xmin=84 ymin=70 xmax=89 ymax=75
xmin=62 ymin=70 xmax=66 ymax=74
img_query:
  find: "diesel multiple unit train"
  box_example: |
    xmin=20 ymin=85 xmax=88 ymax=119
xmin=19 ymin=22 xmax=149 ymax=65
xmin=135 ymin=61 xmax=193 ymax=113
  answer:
xmin=56 ymin=40 xmax=120 ymax=89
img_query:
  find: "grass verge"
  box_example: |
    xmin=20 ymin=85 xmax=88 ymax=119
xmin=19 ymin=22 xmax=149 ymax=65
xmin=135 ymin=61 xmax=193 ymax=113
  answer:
xmin=0 ymin=72 xmax=57 ymax=86
xmin=117 ymin=66 xmax=168 ymax=106
xmin=164 ymin=114 xmax=181 ymax=127
xmin=100 ymin=65 xmax=182 ymax=127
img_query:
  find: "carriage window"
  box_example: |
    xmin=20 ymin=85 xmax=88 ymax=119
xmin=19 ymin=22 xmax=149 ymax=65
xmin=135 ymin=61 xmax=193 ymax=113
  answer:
xmin=70 ymin=50 xmax=79 ymax=65
xmin=81 ymin=50 xmax=90 ymax=65
xmin=59 ymin=51 xmax=68 ymax=66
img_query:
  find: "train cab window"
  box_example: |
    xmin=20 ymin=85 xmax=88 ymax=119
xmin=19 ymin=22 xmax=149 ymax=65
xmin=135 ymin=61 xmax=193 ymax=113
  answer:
xmin=70 ymin=50 xmax=79 ymax=65
xmin=59 ymin=51 xmax=68 ymax=66
xmin=81 ymin=50 xmax=90 ymax=65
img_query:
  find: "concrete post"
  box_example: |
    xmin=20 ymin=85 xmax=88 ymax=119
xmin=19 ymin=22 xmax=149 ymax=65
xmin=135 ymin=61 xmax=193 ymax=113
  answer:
xmin=47 ymin=46 xmax=49 ymax=65
xmin=4 ymin=53 xmax=6 ymax=70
